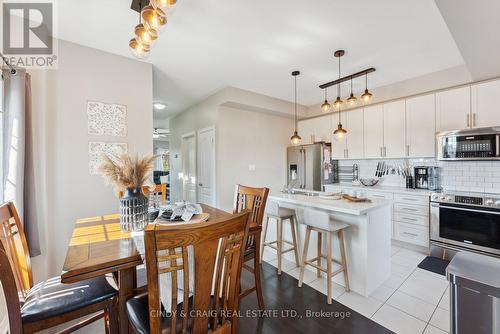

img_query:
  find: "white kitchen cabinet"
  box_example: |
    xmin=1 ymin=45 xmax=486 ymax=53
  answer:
xmin=406 ymin=94 xmax=436 ymax=157
xmin=363 ymin=104 xmax=384 ymax=158
xmin=471 ymin=79 xmax=500 ymax=128
xmin=298 ymin=115 xmax=333 ymax=144
xmin=345 ymin=108 xmax=364 ymax=159
xmin=383 ymin=100 xmax=406 ymax=158
xmin=436 ymin=86 xmax=471 ymax=132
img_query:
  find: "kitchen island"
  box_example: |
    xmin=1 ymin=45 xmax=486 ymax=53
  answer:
xmin=268 ymin=192 xmax=392 ymax=297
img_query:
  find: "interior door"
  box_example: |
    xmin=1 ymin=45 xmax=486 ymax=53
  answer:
xmin=181 ymin=133 xmax=197 ymax=203
xmin=197 ymin=127 xmax=215 ymax=206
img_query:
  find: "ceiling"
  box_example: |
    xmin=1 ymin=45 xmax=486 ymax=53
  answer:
xmin=55 ymin=0 xmax=466 ymax=121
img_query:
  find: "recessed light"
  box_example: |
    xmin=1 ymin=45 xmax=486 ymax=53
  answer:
xmin=153 ymin=102 xmax=167 ymax=110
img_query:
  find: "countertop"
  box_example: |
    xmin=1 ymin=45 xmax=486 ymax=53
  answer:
xmin=268 ymin=192 xmax=392 ymax=216
xmin=324 ymin=183 xmax=432 ymax=196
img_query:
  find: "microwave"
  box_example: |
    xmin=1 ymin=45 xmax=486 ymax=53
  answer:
xmin=437 ymin=127 xmax=500 ymax=161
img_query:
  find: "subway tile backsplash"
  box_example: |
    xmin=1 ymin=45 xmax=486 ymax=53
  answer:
xmin=338 ymin=159 xmax=500 ymax=194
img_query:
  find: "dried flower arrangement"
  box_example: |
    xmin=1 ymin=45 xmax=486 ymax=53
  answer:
xmin=98 ymin=153 xmax=156 ymax=194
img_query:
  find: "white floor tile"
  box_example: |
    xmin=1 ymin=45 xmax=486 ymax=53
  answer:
xmin=370 ymin=285 xmax=396 ymax=303
xmin=383 ymin=273 xmax=408 ymax=289
xmin=392 ymin=254 xmax=426 ymax=269
xmin=372 ymin=304 xmax=427 ymax=334
xmin=337 ymin=291 xmax=383 ymax=318
xmin=423 ymin=325 xmax=447 ymax=334
xmin=398 ymin=271 xmax=448 ymax=305
xmin=430 ymin=307 xmax=450 ymax=333
xmin=397 ymin=248 xmax=428 ymax=261
xmin=386 ymin=291 xmax=437 ymax=322
xmin=307 ymin=277 xmax=346 ymax=300
xmin=262 ymin=248 xmax=277 ymax=261
xmin=413 ymin=268 xmax=448 ymax=282
xmin=266 ymin=258 xmax=298 ymax=273
xmin=438 ymin=287 xmax=450 ymax=311
xmin=391 ymin=245 xmax=401 ymax=256
xmin=287 ymin=267 xmax=317 ymax=284
xmin=391 ymin=261 xmax=415 ymax=278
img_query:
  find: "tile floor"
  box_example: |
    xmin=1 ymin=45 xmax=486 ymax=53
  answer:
xmin=262 ymin=245 xmax=450 ymax=334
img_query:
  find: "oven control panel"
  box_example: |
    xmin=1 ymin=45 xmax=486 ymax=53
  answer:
xmin=431 ymin=192 xmax=500 ymax=208
xmin=455 ymin=196 xmax=483 ymax=205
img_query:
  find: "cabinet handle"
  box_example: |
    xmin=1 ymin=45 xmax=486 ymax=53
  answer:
xmin=402 ymin=208 xmax=418 ymax=212
xmin=402 ymin=232 xmax=418 ymax=238
xmin=473 ymin=113 xmax=477 ymax=127
xmin=380 ymin=147 xmax=383 ymax=157
xmin=383 ymin=147 xmax=387 ymax=157
xmin=346 ymin=149 xmax=349 ymax=159
xmin=402 ymin=217 xmax=418 ymax=222
xmin=467 ymin=114 xmax=470 ymax=127
xmin=406 ymin=145 xmax=410 ymax=156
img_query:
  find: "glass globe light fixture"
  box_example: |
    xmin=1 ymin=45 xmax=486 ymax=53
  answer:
xmin=141 ymin=5 xmax=167 ymax=32
xmin=135 ymin=23 xmax=158 ymax=46
xmin=129 ymin=38 xmax=150 ymax=59
xmin=361 ymin=89 xmax=373 ymax=104
xmin=290 ymin=131 xmax=302 ymax=145
xmin=333 ymin=124 xmax=347 ymax=141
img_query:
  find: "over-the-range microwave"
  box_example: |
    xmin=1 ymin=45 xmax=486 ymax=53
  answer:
xmin=437 ymin=127 xmax=500 ymax=161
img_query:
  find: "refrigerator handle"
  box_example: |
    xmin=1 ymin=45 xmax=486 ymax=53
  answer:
xmin=302 ymin=148 xmax=306 ymax=189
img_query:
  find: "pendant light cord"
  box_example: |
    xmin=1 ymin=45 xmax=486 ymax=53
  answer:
xmin=338 ymin=56 xmax=342 ymax=125
xmin=294 ymin=74 xmax=298 ymax=131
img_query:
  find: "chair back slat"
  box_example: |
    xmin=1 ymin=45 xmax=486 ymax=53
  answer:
xmin=0 ymin=247 xmax=23 ymax=334
xmin=144 ymin=211 xmax=250 ymax=334
xmin=232 ymin=185 xmax=269 ymax=249
xmin=0 ymin=202 xmax=33 ymax=299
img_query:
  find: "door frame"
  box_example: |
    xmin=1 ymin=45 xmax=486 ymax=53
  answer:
xmin=181 ymin=131 xmax=197 ymax=202
xmin=197 ymin=126 xmax=216 ymax=207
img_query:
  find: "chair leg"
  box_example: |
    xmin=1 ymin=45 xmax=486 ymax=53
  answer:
xmin=316 ymin=231 xmax=322 ymax=278
xmin=289 ymin=215 xmax=300 ymax=267
xmin=326 ymin=231 xmax=333 ymax=305
xmin=107 ymin=298 xmax=119 ymax=334
xmin=254 ymin=234 xmax=266 ymax=310
xmin=277 ymin=218 xmax=283 ymax=275
xmin=260 ymin=216 xmax=269 ymax=264
xmin=338 ymin=229 xmax=350 ymax=292
xmin=298 ymin=226 xmax=311 ymax=288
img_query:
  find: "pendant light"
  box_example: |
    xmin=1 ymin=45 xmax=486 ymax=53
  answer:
xmin=333 ymin=104 xmax=347 ymax=141
xmin=347 ymin=77 xmax=357 ymax=106
xmin=152 ymin=0 xmax=177 ymax=12
xmin=290 ymin=71 xmax=302 ymax=145
xmin=321 ymin=89 xmax=331 ymax=112
xmin=333 ymin=50 xmax=344 ymax=111
xmin=129 ymin=38 xmax=150 ymax=59
xmin=141 ymin=5 xmax=167 ymax=32
xmin=361 ymin=72 xmax=373 ymax=104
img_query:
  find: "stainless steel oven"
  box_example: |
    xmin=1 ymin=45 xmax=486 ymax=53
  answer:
xmin=430 ymin=192 xmax=500 ymax=257
xmin=437 ymin=127 xmax=500 ymax=160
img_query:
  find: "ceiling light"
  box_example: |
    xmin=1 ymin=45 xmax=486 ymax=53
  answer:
xmin=347 ymin=78 xmax=357 ymax=106
xmin=334 ymin=50 xmax=344 ymax=111
xmin=321 ymin=89 xmax=331 ymax=112
xmin=334 ymin=96 xmax=343 ymax=110
xmin=333 ymin=123 xmax=347 ymax=141
xmin=152 ymin=0 xmax=177 ymax=11
xmin=290 ymin=71 xmax=302 ymax=146
xmin=154 ymin=103 xmax=167 ymax=110
xmin=135 ymin=23 xmax=158 ymax=46
xmin=129 ymin=38 xmax=150 ymax=59
xmin=141 ymin=5 xmax=167 ymax=32
xmin=361 ymin=72 xmax=373 ymax=104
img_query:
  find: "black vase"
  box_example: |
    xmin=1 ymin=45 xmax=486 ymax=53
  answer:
xmin=119 ymin=187 xmax=149 ymax=232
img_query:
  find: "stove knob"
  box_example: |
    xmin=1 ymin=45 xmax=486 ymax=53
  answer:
xmin=445 ymin=196 xmax=453 ymax=202
xmin=485 ymin=199 xmax=494 ymax=206
xmin=440 ymin=196 xmax=447 ymax=201
xmin=495 ymin=200 xmax=500 ymax=207
xmin=431 ymin=194 xmax=439 ymax=201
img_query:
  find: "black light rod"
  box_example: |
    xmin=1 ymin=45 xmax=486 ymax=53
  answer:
xmin=319 ymin=67 xmax=376 ymax=89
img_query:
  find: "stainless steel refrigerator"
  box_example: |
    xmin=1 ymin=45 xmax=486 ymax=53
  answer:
xmin=287 ymin=143 xmax=338 ymax=191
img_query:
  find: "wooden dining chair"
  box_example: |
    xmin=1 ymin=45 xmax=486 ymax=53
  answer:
xmin=0 ymin=201 xmax=119 ymax=333
xmin=232 ymin=184 xmax=269 ymax=310
xmin=126 ymin=211 xmax=251 ymax=334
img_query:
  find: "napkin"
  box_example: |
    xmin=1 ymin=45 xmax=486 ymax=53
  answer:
xmin=167 ymin=202 xmax=203 ymax=222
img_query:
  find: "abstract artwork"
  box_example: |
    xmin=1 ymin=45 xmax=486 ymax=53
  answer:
xmin=88 ymin=141 xmax=128 ymax=175
xmin=87 ymin=101 xmax=127 ymax=137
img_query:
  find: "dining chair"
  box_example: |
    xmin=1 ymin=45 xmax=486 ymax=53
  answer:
xmin=0 ymin=201 xmax=119 ymax=333
xmin=232 ymin=184 xmax=269 ymax=310
xmin=126 ymin=211 xmax=251 ymax=334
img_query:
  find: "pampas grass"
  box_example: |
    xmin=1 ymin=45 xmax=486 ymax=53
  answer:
xmin=98 ymin=153 xmax=156 ymax=194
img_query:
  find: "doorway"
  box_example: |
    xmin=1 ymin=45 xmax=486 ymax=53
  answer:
xmin=181 ymin=132 xmax=197 ymax=203
xmin=197 ymin=127 xmax=216 ymax=206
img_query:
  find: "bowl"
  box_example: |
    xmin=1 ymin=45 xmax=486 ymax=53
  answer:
xmin=360 ymin=178 xmax=379 ymax=187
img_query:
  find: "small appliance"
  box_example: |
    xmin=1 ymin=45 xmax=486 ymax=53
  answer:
xmin=413 ymin=166 xmax=440 ymax=190
xmin=430 ymin=191 xmax=500 ymax=257
xmin=437 ymin=126 xmax=500 ymax=160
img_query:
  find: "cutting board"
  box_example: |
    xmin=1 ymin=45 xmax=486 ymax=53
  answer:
xmin=342 ymin=194 xmax=371 ymax=203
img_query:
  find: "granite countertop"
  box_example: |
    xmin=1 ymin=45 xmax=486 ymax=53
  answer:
xmin=268 ymin=193 xmax=392 ymax=216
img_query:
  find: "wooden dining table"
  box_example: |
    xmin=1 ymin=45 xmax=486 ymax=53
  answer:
xmin=60 ymin=204 xmax=230 ymax=334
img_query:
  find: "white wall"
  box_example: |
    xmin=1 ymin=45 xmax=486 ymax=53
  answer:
xmin=29 ymin=40 xmax=153 ymax=278
xmin=216 ymin=106 xmax=293 ymax=211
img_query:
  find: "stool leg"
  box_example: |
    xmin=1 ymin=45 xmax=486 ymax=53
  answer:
xmin=260 ymin=215 xmax=269 ymax=264
xmin=316 ymin=231 xmax=322 ymax=278
xmin=338 ymin=229 xmax=350 ymax=292
xmin=326 ymin=231 xmax=333 ymax=304
xmin=298 ymin=226 xmax=311 ymax=288
xmin=289 ymin=215 xmax=300 ymax=267
xmin=277 ymin=217 xmax=283 ymax=275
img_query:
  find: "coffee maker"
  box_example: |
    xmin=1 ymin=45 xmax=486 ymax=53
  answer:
xmin=414 ymin=166 xmax=440 ymax=190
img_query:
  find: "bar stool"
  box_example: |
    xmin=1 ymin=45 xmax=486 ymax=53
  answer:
xmin=298 ymin=209 xmax=350 ymax=304
xmin=260 ymin=201 xmax=300 ymax=274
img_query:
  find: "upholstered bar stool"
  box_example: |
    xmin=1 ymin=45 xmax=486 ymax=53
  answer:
xmin=260 ymin=200 xmax=300 ymax=274
xmin=298 ymin=209 xmax=350 ymax=304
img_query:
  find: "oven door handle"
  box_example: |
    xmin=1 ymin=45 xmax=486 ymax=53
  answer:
xmin=438 ymin=205 xmax=500 ymax=215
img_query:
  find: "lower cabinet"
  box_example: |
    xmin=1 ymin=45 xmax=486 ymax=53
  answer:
xmin=394 ymin=222 xmax=429 ymax=247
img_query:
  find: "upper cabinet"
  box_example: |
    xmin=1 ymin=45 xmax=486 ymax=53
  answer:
xmin=383 ymin=100 xmax=406 ymax=158
xmin=471 ymin=80 xmax=500 ymax=128
xmin=436 ymin=86 xmax=471 ymax=132
xmin=332 ymin=108 xmax=364 ymax=159
xmin=406 ymin=94 xmax=436 ymax=158
xmin=363 ymin=104 xmax=384 ymax=159
xmin=298 ymin=115 xmax=332 ymax=144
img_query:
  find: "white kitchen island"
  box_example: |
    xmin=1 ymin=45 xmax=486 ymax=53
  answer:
xmin=267 ymin=192 xmax=392 ymax=297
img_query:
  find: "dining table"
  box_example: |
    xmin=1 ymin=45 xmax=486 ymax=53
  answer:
xmin=60 ymin=204 xmax=230 ymax=334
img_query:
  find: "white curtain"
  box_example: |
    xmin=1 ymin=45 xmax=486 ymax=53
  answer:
xmin=1 ymin=68 xmax=40 ymax=256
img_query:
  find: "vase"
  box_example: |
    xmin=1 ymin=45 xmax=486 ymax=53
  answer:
xmin=119 ymin=187 xmax=149 ymax=232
